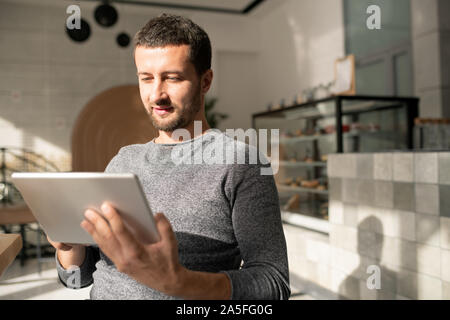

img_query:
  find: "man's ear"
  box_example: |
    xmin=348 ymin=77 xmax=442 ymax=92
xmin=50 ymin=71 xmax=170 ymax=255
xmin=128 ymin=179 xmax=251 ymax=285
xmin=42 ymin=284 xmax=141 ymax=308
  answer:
xmin=201 ymin=69 xmax=213 ymax=94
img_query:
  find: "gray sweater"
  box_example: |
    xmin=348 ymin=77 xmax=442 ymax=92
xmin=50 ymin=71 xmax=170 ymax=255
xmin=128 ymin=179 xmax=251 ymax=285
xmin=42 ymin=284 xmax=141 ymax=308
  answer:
xmin=56 ymin=130 xmax=290 ymax=300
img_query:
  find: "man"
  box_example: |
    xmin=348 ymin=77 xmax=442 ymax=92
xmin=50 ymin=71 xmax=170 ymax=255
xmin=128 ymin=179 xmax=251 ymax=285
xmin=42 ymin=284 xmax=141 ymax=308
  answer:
xmin=49 ymin=13 xmax=290 ymax=300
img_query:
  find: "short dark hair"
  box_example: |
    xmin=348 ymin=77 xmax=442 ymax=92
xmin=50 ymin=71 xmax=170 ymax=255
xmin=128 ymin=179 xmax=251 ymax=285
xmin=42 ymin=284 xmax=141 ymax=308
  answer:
xmin=134 ymin=13 xmax=212 ymax=76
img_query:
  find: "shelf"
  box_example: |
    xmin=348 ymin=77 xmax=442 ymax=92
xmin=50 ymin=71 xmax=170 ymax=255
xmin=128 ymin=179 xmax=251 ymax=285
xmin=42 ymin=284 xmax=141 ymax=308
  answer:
xmin=275 ymin=161 xmax=327 ymax=168
xmin=280 ymin=130 xmax=397 ymax=144
xmin=281 ymin=210 xmax=330 ymax=234
xmin=276 ymin=184 xmax=329 ymax=195
xmin=280 ymin=134 xmax=332 ymax=144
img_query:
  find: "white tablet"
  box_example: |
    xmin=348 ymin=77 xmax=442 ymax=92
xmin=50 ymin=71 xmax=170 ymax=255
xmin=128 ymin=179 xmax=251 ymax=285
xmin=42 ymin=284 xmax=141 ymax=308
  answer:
xmin=11 ymin=172 xmax=159 ymax=245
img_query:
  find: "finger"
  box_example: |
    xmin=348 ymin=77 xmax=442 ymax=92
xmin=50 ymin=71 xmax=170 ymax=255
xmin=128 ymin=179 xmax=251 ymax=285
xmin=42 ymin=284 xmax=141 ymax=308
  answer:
xmin=154 ymin=213 xmax=177 ymax=246
xmin=84 ymin=209 xmax=120 ymax=252
xmin=47 ymin=235 xmax=72 ymax=251
xmin=101 ymin=202 xmax=142 ymax=253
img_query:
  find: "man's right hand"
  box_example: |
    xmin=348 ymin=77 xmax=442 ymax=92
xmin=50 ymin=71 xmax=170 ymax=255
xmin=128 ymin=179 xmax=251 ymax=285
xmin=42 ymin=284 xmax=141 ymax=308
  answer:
xmin=47 ymin=235 xmax=87 ymax=270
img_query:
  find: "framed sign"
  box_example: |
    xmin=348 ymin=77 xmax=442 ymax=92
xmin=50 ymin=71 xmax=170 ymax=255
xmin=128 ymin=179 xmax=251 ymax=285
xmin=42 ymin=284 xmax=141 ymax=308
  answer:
xmin=332 ymin=54 xmax=356 ymax=95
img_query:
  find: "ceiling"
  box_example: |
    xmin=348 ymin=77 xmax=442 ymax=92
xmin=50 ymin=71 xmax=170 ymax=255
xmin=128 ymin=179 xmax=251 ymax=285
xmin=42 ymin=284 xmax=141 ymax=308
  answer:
xmin=81 ymin=0 xmax=266 ymax=14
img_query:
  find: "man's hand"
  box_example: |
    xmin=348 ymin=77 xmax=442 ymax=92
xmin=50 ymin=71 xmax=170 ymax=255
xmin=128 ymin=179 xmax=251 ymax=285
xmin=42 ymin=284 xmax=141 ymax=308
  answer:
xmin=46 ymin=235 xmax=86 ymax=270
xmin=80 ymin=202 xmax=185 ymax=296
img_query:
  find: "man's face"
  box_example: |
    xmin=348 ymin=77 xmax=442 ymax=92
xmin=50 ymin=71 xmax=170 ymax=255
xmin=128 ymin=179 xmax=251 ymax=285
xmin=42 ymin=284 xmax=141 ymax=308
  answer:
xmin=135 ymin=45 xmax=203 ymax=132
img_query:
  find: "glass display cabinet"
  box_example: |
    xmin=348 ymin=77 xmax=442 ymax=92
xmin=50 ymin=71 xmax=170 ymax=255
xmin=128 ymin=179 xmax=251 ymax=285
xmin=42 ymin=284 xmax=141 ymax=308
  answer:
xmin=252 ymin=95 xmax=418 ymax=233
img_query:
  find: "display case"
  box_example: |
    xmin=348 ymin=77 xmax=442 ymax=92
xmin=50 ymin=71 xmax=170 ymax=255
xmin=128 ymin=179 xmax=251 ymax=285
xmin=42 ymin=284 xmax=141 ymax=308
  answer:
xmin=252 ymin=95 xmax=418 ymax=232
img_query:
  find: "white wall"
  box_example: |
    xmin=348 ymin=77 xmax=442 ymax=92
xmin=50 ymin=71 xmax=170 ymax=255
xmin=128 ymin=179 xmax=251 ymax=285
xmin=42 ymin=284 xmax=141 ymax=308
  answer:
xmin=0 ymin=0 xmax=260 ymax=169
xmin=255 ymin=0 xmax=346 ymax=110
xmin=0 ymin=0 xmax=346 ymax=169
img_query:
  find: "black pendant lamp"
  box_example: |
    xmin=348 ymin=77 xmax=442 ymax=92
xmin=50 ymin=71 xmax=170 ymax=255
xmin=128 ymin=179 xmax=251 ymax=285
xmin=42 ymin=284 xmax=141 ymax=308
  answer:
xmin=116 ymin=32 xmax=130 ymax=47
xmin=66 ymin=18 xmax=91 ymax=42
xmin=94 ymin=2 xmax=118 ymax=27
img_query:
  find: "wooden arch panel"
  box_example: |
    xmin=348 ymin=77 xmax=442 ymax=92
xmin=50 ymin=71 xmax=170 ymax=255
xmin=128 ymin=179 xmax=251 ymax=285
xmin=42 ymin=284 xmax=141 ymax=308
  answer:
xmin=71 ymin=85 xmax=158 ymax=172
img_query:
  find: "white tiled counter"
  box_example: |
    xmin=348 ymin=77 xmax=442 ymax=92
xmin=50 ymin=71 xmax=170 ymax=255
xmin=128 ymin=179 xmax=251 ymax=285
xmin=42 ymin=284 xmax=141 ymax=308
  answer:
xmin=284 ymin=152 xmax=450 ymax=300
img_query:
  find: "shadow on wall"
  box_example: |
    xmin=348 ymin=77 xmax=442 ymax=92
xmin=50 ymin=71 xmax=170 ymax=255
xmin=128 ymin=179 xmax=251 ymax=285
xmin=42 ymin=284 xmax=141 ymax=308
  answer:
xmin=339 ymin=216 xmax=400 ymax=300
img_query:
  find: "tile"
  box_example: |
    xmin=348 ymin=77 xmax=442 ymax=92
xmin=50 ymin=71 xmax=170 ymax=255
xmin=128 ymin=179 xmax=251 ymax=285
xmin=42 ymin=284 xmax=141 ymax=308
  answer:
xmin=342 ymin=179 xmax=359 ymax=205
xmin=374 ymin=153 xmax=393 ymax=181
xmin=439 ymin=185 xmax=450 ymax=218
xmin=330 ymin=246 xmax=360 ymax=277
xmin=330 ymin=224 xmax=358 ymax=253
xmin=357 ymin=206 xmax=378 ymax=232
xmin=415 ymin=183 xmax=439 ymax=215
xmin=379 ymin=235 xmax=416 ymax=271
xmin=351 ymin=255 xmax=379 ymax=281
xmin=357 ymin=180 xmax=375 ymax=206
xmin=441 ymin=249 xmax=450 ymax=282
xmin=356 ymin=229 xmax=378 ymax=259
xmin=329 ymin=200 xmax=344 ymax=225
xmin=416 ymin=244 xmax=441 ymax=278
xmin=437 ymin=150 xmax=450 ymax=184
xmin=329 ymin=178 xmax=342 ymax=201
xmin=417 ymin=273 xmax=442 ymax=300
xmin=415 ymin=153 xmax=439 ymax=184
xmin=358 ymin=279 xmax=378 ymax=300
xmin=335 ymin=273 xmax=360 ymax=300
xmin=396 ymin=269 xmax=418 ymax=299
xmin=356 ymin=154 xmax=373 ymax=180
xmin=393 ymin=153 xmax=414 ymax=182
xmin=374 ymin=181 xmax=394 ymax=209
xmin=327 ymin=154 xmax=340 ymax=178
xmin=380 ymin=209 xmax=400 ymax=238
xmin=416 ymin=213 xmax=441 ymax=247
xmin=340 ymin=154 xmax=357 ymax=179
xmin=443 ymin=281 xmax=450 ymax=300
xmin=441 ymin=217 xmax=450 ymax=250
xmin=343 ymin=203 xmax=358 ymax=228
xmin=394 ymin=182 xmax=415 ymax=212
xmin=305 ymin=240 xmax=331 ymax=265
xmin=398 ymin=210 xmax=416 ymax=242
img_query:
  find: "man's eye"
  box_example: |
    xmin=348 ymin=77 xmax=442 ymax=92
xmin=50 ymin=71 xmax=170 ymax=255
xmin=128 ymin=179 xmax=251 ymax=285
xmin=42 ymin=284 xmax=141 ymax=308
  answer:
xmin=141 ymin=78 xmax=152 ymax=81
xmin=168 ymin=77 xmax=181 ymax=81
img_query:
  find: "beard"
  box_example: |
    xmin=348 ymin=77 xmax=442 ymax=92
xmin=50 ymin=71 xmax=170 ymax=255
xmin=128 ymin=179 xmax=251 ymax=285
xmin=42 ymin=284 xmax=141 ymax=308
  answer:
xmin=148 ymin=85 xmax=202 ymax=132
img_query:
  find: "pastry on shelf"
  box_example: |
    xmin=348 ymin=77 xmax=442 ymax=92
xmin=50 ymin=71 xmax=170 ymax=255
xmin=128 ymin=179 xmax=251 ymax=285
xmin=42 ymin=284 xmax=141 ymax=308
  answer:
xmin=304 ymin=157 xmax=314 ymax=163
xmin=321 ymin=154 xmax=328 ymax=162
xmin=295 ymin=129 xmax=303 ymax=137
xmin=289 ymin=158 xmax=297 ymax=163
xmin=316 ymin=185 xmax=327 ymax=191
xmin=289 ymin=181 xmax=300 ymax=187
xmin=295 ymin=176 xmax=304 ymax=184
xmin=300 ymin=180 xmax=319 ymax=188
xmin=283 ymin=194 xmax=300 ymax=211
xmin=283 ymin=177 xmax=294 ymax=185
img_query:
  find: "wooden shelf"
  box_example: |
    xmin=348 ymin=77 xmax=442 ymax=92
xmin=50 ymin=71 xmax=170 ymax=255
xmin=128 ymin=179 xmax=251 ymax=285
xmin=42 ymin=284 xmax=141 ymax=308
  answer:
xmin=276 ymin=184 xmax=329 ymax=195
xmin=275 ymin=160 xmax=327 ymax=168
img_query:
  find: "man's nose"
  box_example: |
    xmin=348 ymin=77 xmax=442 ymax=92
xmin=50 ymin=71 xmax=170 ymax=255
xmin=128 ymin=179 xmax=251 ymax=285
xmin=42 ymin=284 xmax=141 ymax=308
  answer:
xmin=150 ymin=80 xmax=168 ymax=103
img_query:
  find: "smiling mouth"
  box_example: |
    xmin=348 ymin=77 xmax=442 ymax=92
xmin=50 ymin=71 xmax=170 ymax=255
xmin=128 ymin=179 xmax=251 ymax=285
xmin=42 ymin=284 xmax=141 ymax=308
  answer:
xmin=153 ymin=106 xmax=174 ymax=116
